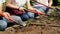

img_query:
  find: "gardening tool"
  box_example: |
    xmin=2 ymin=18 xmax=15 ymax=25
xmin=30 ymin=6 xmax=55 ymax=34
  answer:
xmin=48 ymin=7 xmax=60 ymax=12
xmin=33 ymin=0 xmax=60 ymax=12
xmin=23 ymin=7 xmax=60 ymax=17
xmin=24 ymin=9 xmax=45 ymax=15
xmin=23 ymin=0 xmax=60 ymax=16
xmin=3 ymin=12 xmax=19 ymax=25
xmin=30 ymin=23 xmax=60 ymax=27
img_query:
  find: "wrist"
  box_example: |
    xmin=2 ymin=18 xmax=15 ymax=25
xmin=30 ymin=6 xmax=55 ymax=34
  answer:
xmin=18 ymin=7 xmax=24 ymax=10
xmin=18 ymin=7 xmax=20 ymax=10
xmin=48 ymin=4 xmax=52 ymax=6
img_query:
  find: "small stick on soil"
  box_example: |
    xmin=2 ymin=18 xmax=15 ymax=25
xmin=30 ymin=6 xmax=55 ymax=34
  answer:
xmin=30 ymin=23 xmax=60 ymax=27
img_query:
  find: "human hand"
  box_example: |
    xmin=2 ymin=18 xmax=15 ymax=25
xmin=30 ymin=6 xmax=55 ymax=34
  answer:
xmin=19 ymin=7 xmax=25 ymax=11
xmin=35 ymin=9 xmax=45 ymax=15
xmin=47 ymin=5 xmax=52 ymax=9
xmin=3 ymin=12 xmax=10 ymax=17
xmin=28 ymin=6 xmax=35 ymax=10
xmin=3 ymin=13 xmax=19 ymax=25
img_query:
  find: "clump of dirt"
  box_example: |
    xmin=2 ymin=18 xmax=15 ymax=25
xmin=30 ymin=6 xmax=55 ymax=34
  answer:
xmin=0 ymin=24 xmax=60 ymax=34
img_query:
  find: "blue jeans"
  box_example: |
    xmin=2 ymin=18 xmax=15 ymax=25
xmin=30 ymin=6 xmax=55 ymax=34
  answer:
xmin=20 ymin=12 xmax=34 ymax=21
xmin=0 ymin=20 xmax=7 ymax=30
xmin=33 ymin=6 xmax=49 ymax=17
xmin=33 ymin=6 xmax=49 ymax=13
xmin=0 ymin=16 xmax=23 ymax=30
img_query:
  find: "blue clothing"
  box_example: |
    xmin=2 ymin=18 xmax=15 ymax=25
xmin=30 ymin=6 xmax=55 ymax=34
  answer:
xmin=0 ymin=20 xmax=7 ymax=30
xmin=20 ymin=12 xmax=35 ymax=21
xmin=5 ymin=7 xmax=35 ymax=21
xmin=33 ymin=6 xmax=49 ymax=13
xmin=0 ymin=16 xmax=23 ymax=30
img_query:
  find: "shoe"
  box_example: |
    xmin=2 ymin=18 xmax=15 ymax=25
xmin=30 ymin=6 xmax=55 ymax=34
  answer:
xmin=19 ymin=22 xmax=26 ymax=28
xmin=19 ymin=25 xmax=26 ymax=29
xmin=22 ymin=22 xmax=26 ymax=27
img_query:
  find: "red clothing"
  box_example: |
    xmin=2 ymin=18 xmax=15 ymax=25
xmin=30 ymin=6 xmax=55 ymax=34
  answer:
xmin=5 ymin=7 xmax=24 ymax=15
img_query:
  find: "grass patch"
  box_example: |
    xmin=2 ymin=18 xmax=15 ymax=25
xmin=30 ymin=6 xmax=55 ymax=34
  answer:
xmin=26 ymin=20 xmax=31 ymax=26
xmin=49 ymin=17 xmax=55 ymax=21
xmin=36 ymin=18 xmax=41 ymax=23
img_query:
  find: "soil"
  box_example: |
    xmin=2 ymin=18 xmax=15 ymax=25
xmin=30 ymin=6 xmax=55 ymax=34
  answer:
xmin=0 ymin=9 xmax=60 ymax=34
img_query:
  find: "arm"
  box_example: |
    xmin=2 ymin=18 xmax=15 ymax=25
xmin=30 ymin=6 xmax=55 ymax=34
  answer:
xmin=26 ymin=0 xmax=45 ymax=15
xmin=6 ymin=0 xmax=25 ymax=10
xmin=0 ymin=3 xmax=18 ymax=24
xmin=6 ymin=0 xmax=19 ymax=9
xmin=48 ymin=0 xmax=53 ymax=7
xmin=0 ymin=12 xmax=19 ymax=25
xmin=26 ymin=0 xmax=31 ymax=9
xmin=26 ymin=0 xmax=35 ymax=10
xmin=3 ymin=12 xmax=19 ymax=24
xmin=33 ymin=0 xmax=52 ymax=8
xmin=0 ymin=2 xmax=3 ymax=12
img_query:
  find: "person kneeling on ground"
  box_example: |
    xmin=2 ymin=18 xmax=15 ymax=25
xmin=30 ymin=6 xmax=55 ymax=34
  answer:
xmin=0 ymin=0 xmax=26 ymax=30
xmin=26 ymin=0 xmax=53 ymax=17
xmin=5 ymin=0 xmax=35 ymax=21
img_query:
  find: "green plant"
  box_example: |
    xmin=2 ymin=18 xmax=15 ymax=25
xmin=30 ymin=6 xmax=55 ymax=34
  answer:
xmin=23 ymin=0 xmax=34 ymax=8
xmin=49 ymin=17 xmax=55 ymax=21
xmin=2 ymin=0 xmax=7 ymax=11
xmin=26 ymin=20 xmax=31 ymax=26
xmin=36 ymin=19 xmax=41 ymax=23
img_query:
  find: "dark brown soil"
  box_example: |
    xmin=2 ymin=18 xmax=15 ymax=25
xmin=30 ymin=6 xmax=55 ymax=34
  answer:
xmin=0 ymin=9 xmax=60 ymax=34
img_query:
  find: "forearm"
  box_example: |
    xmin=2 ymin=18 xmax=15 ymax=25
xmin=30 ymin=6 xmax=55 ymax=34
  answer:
xmin=0 ymin=11 xmax=16 ymax=22
xmin=6 ymin=0 xmax=19 ymax=9
xmin=5 ymin=17 xmax=16 ymax=22
xmin=0 ymin=3 xmax=2 ymax=11
xmin=48 ymin=0 xmax=53 ymax=6
xmin=26 ymin=0 xmax=32 ymax=9
xmin=7 ymin=17 xmax=18 ymax=24
xmin=0 ymin=10 xmax=16 ymax=22
xmin=6 ymin=4 xmax=19 ymax=9
xmin=0 ymin=11 xmax=4 ymax=16
xmin=34 ymin=0 xmax=48 ymax=7
xmin=4 ymin=14 xmax=18 ymax=24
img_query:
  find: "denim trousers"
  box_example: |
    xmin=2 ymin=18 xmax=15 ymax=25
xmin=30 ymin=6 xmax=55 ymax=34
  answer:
xmin=33 ymin=6 xmax=49 ymax=13
xmin=0 ymin=16 xmax=23 ymax=30
xmin=20 ymin=12 xmax=35 ymax=21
